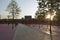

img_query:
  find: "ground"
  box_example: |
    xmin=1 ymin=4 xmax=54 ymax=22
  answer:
xmin=0 ymin=24 xmax=16 ymax=40
xmin=0 ymin=24 xmax=60 ymax=40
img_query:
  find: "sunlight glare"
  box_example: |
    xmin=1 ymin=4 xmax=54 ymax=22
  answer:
xmin=46 ymin=14 xmax=50 ymax=19
xmin=46 ymin=31 xmax=50 ymax=34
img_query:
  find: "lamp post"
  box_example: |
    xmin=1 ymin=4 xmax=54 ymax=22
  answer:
xmin=46 ymin=12 xmax=53 ymax=40
xmin=50 ymin=0 xmax=53 ymax=39
xmin=49 ymin=13 xmax=53 ymax=40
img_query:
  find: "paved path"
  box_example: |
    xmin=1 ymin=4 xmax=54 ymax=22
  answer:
xmin=13 ymin=24 xmax=45 ymax=40
xmin=25 ymin=24 xmax=60 ymax=40
xmin=0 ymin=24 xmax=17 ymax=40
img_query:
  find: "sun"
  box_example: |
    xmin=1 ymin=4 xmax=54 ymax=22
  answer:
xmin=46 ymin=14 xmax=50 ymax=19
xmin=45 ymin=10 xmax=56 ymax=20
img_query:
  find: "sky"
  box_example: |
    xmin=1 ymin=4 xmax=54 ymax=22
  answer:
xmin=0 ymin=0 xmax=38 ymax=19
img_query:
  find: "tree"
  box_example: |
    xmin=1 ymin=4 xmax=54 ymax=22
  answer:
xmin=52 ymin=0 xmax=60 ymax=24
xmin=0 ymin=14 xmax=1 ymax=19
xmin=35 ymin=0 xmax=51 ymax=21
xmin=7 ymin=15 xmax=11 ymax=19
xmin=35 ymin=0 xmax=44 ymax=22
xmin=6 ymin=0 xmax=20 ymax=19
xmin=6 ymin=0 xmax=21 ymax=29
xmin=35 ymin=10 xmax=45 ymax=21
xmin=55 ymin=9 xmax=60 ymax=24
xmin=36 ymin=0 xmax=60 ymax=22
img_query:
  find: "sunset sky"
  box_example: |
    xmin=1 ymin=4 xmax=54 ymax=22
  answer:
xmin=0 ymin=0 xmax=38 ymax=19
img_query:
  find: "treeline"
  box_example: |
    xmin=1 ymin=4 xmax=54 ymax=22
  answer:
xmin=0 ymin=19 xmax=59 ymax=26
xmin=0 ymin=19 xmax=22 ymax=24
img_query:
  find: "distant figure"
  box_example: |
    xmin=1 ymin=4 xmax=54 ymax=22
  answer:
xmin=15 ymin=22 xmax=18 ymax=27
xmin=8 ymin=23 xmax=9 ymax=25
xmin=13 ymin=24 xmax=44 ymax=40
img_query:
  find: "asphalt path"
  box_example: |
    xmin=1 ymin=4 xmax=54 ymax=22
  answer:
xmin=13 ymin=24 xmax=45 ymax=40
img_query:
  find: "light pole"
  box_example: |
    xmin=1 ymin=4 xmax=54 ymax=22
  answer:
xmin=50 ymin=0 xmax=53 ymax=40
xmin=49 ymin=13 xmax=53 ymax=40
xmin=45 ymin=12 xmax=53 ymax=40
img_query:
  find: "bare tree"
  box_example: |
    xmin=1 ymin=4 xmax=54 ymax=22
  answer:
xmin=6 ymin=0 xmax=21 ymax=29
xmin=6 ymin=0 xmax=21 ymax=19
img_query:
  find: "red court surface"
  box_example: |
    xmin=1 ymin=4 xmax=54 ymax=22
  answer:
xmin=0 ymin=24 xmax=17 ymax=40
